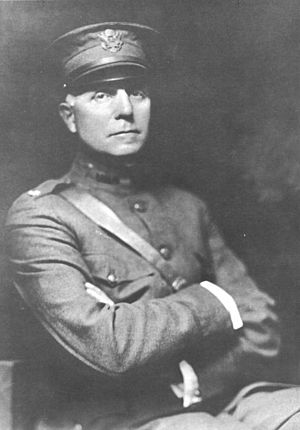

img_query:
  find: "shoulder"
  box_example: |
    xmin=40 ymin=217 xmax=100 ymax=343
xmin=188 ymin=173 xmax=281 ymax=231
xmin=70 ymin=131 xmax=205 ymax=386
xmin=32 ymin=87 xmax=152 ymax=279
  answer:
xmin=6 ymin=177 xmax=73 ymax=226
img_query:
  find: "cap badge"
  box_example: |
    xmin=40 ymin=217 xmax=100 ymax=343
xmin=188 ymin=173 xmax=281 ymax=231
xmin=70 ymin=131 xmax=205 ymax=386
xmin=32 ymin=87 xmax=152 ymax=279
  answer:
xmin=98 ymin=29 xmax=124 ymax=53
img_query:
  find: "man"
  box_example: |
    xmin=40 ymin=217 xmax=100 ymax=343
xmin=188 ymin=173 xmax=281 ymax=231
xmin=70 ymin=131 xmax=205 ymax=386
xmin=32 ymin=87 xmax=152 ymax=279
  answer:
xmin=5 ymin=22 xmax=281 ymax=429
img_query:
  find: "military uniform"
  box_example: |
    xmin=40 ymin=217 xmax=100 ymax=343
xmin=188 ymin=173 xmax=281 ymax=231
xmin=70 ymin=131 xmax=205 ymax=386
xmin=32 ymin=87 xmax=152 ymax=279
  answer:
xmin=5 ymin=152 xmax=280 ymax=429
xmin=4 ymin=21 xmax=284 ymax=430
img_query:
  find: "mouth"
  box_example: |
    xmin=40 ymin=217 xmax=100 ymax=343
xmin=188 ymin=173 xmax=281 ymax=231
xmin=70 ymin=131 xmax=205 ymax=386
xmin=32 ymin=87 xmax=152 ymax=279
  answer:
xmin=110 ymin=130 xmax=140 ymax=137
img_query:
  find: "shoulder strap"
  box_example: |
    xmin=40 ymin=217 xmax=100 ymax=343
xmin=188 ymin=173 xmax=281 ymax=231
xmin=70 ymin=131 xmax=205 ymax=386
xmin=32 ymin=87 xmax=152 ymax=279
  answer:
xmin=60 ymin=187 xmax=187 ymax=291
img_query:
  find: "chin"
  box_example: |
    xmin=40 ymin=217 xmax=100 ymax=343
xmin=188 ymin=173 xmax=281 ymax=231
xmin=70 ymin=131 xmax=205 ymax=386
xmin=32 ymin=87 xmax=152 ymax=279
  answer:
xmin=109 ymin=142 xmax=145 ymax=157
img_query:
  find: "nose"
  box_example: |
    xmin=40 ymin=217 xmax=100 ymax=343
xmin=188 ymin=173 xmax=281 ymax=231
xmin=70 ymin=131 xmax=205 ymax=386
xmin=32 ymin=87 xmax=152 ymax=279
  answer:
xmin=114 ymin=89 xmax=133 ymax=118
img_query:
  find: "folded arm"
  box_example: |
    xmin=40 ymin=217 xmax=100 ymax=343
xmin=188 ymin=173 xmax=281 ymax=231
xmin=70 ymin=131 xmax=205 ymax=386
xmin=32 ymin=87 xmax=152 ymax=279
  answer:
xmin=188 ymin=206 xmax=281 ymax=402
xmin=6 ymin=193 xmax=233 ymax=378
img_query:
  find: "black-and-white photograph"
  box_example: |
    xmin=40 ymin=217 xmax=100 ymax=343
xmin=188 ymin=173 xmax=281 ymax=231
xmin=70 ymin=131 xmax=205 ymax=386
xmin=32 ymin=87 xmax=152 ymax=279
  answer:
xmin=0 ymin=1 xmax=300 ymax=429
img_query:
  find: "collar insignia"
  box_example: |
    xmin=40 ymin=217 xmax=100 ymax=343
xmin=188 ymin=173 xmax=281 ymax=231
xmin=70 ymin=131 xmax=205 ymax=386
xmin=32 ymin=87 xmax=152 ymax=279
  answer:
xmin=98 ymin=29 xmax=124 ymax=53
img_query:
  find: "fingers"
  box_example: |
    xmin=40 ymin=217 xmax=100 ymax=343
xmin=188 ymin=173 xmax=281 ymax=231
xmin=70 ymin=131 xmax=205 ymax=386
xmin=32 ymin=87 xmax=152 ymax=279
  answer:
xmin=170 ymin=382 xmax=184 ymax=399
xmin=85 ymin=282 xmax=114 ymax=306
xmin=179 ymin=360 xmax=202 ymax=408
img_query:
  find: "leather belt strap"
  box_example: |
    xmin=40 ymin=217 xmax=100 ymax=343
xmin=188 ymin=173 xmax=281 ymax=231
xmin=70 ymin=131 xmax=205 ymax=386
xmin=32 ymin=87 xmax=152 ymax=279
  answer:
xmin=60 ymin=187 xmax=187 ymax=291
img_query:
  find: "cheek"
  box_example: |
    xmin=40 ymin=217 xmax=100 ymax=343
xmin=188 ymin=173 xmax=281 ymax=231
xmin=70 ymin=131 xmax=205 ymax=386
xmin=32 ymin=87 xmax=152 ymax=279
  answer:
xmin=74 ymin=109 xmax=106 ymax=136
xmin=137 ymin=101 xmax=151 ymax=131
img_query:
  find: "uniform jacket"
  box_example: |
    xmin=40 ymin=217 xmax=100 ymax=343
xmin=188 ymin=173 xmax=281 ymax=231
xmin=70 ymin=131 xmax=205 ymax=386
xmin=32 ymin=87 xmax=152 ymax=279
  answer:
xmin=5 ymin=153 xmax=280 ymax=428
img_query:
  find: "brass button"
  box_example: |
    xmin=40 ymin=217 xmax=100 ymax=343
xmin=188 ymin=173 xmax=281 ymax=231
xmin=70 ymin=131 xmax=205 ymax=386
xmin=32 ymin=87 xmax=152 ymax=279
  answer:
xmin=107 ymin=272 xmax=117 ymax=284
xmin=133 ymin=200 xmax=147 ymax=213
xmin=159 ymin=245 xmax=172 ymax=260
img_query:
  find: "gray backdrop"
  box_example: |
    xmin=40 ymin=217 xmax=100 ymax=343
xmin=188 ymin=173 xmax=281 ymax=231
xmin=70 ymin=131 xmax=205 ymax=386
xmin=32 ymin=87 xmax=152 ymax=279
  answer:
xmin=1 ymin=0 xmax=300 ymax=381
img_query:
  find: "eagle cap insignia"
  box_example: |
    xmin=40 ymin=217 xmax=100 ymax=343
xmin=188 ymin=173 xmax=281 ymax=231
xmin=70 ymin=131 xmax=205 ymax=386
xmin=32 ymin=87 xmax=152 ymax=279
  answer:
xmin=98 ymin=29 xmax=124 ymax=53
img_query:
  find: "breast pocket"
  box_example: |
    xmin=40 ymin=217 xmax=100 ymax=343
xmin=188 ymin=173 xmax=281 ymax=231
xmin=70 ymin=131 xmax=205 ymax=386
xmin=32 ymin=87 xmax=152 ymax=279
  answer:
xmin=85 ymin=252 xmax=132 ymax=286
xmin=84 ymin=250 xmax=158 ymax=303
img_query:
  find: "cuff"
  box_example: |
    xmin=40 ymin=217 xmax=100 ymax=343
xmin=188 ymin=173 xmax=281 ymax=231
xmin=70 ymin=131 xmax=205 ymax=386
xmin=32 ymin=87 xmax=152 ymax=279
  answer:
xmin=200 ymin=281 xmax=243 ymax=330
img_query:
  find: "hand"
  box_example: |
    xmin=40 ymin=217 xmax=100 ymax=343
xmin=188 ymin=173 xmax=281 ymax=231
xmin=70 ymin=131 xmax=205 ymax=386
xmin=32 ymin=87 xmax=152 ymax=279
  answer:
xmin=170 ymin=360 xmax=202 ymax=408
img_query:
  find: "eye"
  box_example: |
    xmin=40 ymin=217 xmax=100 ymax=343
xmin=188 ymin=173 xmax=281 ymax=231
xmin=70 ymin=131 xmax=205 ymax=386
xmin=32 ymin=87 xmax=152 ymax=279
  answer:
xmin=130 ymin=88 xmax=148 ymax=100
xmin=93 ymin=91 xmax=112 ymax=102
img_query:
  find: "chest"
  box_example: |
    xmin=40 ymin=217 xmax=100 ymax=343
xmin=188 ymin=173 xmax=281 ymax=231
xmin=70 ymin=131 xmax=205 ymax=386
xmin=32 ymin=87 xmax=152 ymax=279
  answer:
xmin=75 ymin=189 xmax=210 ymax=302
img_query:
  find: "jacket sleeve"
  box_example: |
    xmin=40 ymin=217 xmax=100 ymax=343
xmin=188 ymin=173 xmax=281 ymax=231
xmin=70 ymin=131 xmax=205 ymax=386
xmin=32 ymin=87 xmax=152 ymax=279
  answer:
xmin=6 ymin=192 xmax=235 ymax=379
xmin=191 ymin=205 xmax=281 ymax=402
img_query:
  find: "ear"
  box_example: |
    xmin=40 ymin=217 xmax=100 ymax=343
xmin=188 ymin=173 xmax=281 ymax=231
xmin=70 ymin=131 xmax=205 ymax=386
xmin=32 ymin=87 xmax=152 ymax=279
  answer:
xmin=59 ymin=95 xmax=77 ymax=133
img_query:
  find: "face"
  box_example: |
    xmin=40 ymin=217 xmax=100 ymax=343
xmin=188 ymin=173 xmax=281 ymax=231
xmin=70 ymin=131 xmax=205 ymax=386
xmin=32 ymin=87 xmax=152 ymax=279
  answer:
xmin=60 ymin=79 xmax=151 ymax=156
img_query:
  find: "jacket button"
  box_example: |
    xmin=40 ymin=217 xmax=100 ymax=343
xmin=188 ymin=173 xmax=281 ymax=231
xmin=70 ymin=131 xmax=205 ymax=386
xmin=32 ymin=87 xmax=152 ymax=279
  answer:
xmin=133 ymin=200 xmax=147 ymax=213
xmin=107 ymin=272 xmax=117 ymax=284
xmin=159 ymin=245 xmax=172 ymax=260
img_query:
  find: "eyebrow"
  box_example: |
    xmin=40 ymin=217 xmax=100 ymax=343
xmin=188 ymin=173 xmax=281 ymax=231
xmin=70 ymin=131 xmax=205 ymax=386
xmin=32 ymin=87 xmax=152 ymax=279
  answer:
xmin=71 ymin=81 xmax=150 ymax=98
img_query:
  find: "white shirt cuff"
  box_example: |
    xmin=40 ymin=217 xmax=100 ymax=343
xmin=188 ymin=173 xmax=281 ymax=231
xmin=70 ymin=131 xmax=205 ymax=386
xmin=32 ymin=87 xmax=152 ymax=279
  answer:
xmin=200 ymin=281 xmax=243 ymax=330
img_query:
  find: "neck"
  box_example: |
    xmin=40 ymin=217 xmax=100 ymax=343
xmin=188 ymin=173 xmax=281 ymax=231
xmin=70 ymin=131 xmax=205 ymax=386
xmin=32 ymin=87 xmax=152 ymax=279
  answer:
xmin=72 ymin=144 xmax=168 ymax=189
xmin=77 ymin=145 xmax=146 ymax=172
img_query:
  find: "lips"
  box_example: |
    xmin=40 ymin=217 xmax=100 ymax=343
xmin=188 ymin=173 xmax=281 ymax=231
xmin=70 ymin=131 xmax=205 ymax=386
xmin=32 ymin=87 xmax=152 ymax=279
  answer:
xmin=110 ymin=130 xmax=139 ymax=136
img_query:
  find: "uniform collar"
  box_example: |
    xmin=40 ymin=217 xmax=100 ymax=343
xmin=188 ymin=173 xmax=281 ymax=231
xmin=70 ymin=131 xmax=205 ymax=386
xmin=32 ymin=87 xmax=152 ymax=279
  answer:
xmin=66 ymin=147 xmax=168 ymax=193
xmin=67 ymin=148 xmax=147 ymax=192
